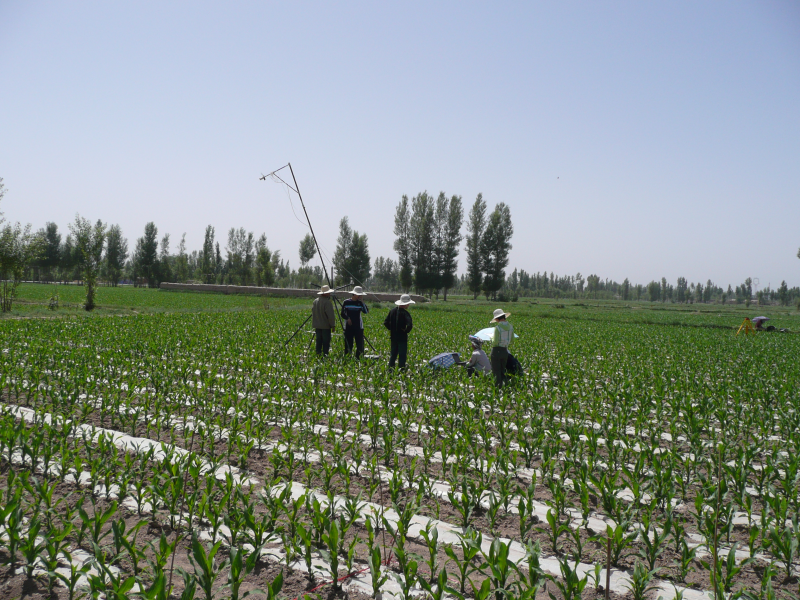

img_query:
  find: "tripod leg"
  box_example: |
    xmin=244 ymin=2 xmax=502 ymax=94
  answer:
xmin=331 ymin=295 xmax=349 ymax=352
xmin=284 ymin=313 xmax=313 ymax=347
xmin=363 ymin=332 xmax=379 ymax=354
xmin=305 ymin=331 xmax=315 ymax=360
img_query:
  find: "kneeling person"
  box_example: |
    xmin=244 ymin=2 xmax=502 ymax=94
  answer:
xmin=464 ymin=335 xmax=491 ymax=376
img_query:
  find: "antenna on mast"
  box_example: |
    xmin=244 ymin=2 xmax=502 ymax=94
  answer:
xmin=261 ymin=163 xmax=332 ymax=288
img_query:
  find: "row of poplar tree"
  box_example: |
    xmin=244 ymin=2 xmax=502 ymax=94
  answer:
xmin=387 ymin=191 xmax=513 ymax=300
xmin=302 ymin=191 xmax=515 ymax=301
xmin=20 ymin=221 xmax=289 ymax=290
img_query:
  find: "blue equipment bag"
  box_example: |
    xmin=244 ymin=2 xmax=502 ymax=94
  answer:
xmin=428 ymin=352 xmax=461 ymax=369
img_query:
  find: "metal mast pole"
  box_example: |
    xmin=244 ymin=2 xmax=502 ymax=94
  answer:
xmin=287 ymin=162 xmax=332 ymax=288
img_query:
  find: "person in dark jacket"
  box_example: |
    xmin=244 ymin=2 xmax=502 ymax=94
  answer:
xmin=341 ymin=286 xmax=369 ymax=358
xmin=384 ymin=294 xmax=415 ymax=369
xmin=311 ymin=285 xmax=336 ymax=356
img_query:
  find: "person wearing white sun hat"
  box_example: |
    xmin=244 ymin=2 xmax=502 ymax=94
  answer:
xmin=489 ymin=308 xmax=513 ymax=387
xmin=341 ymin=286 xmax=369 ymax=358
xmin=311 ymin=284 xmax=336 ymax=356
xmin=383 ymin=294 xmax=415 ymax=369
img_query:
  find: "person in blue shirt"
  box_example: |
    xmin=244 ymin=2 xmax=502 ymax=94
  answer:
xmin=341 ymin=286 xmax=369 ymax=358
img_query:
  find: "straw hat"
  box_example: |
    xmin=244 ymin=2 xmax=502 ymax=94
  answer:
xmin=395 ymin=294 xmax=416 ymax=306
xmin=349 ymin=286 xmax=367 ymax=296
xmin=317 ymin=285 xmax=333 ymax=295
xmin=490 ymin=308 xmax=511 ymax=322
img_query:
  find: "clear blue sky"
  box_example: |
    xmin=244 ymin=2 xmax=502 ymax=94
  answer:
xmin=2 ymin=1 xmax=799 ymax=289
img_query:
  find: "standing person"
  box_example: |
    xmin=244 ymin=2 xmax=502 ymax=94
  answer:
xmin=311 ymin=285 xmax=336 ymax=356
xmin=464 ymin=335 xmax=491 ymax=376
xmin=342 ymin=286 xmax=369 ymax=358
xmin=489 ymin=308 xmax=513 ymax=387
xmin=384 ymin=294 xmax=415 ymax=369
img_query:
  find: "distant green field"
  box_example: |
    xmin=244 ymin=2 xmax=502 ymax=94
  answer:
xmin=3 ymin=283 xmax=299 ymax=317
xmin=4 ymin=283 xmax=799 ymax=332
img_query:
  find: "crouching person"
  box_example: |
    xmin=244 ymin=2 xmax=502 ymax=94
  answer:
xmin=464 ymin=335 xmax=491 ymax=376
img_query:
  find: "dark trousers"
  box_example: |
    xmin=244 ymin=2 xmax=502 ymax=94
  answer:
xmin=344 ymin=327 xmax=365 ymax=358
xmin=389 ymin=336 xmax=408 ymax=369
xmin=315 ymin=328 xmax=332 ymax=356
xmin=491 ymin=346 xmax=508 ymax=387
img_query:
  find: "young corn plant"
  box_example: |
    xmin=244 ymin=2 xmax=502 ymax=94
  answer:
xmin=602 ymin=518 xmax=637 ymax=568
xmin=444 ymin=528 xmax=483 ymax=596
xmin=548 ymin=554 xmax=588 ymax=600
xmin=486 ymin=492 xmax=503 ymax=536
xmin=419 ymin=568 xmax=455 ymax=600
xmin=764 ymin=518 xmax=799 ymax=581
xmin=42 ymin=523 xmax=72 ymax=596
xmin=366 ymin=544 xmax=390 ymax=598
xmin=19 ymin=517 xmax=47 ymax=580
xmin=263 ymin=572 xmax=283 ymax=600
xmin=637 ymin=511 xmax=672 ymax=572
xmin=202 ymin=492 xmax=226 ymax=543
xmin=716 ymin=543 xmax=754 ymax=594
xmin=517 ymin=541 xmax=549 ymax=598
xmin=447 ymin=476 xmax=483 ymax=529
xmin=384 ymin=499 xmax=419 ymax=575
xmin=295 ymin=522 xmax=316 ymax=579
xmin=110 ymin=518 xmax=145 ymax=568
xmin=146 ymin=533 xmax=178 ymax=583
xmin=320 ymin=518 xmax=343 ymax=588
xmin=224 ymin=546 xmax=261 ymax=600
xmin=623 ymin=560 xmax=658 ymax=600
xmin=397 ymin=556 xmax=419 ymax=600
xmin=139 ymin=571 xmax=171 ymax=600
xmin=674 ymin=537 xmax=698 ymax=582
xmin=539 ymin=508 xmax=571 ymax=556
xmin=0 ymin=494 xmax=24 ymax=568
xmin=480 ymin=538 xmax=519 ymax=600
xmin=78 ymin=499 xmax=118 ymax=549
xmin=183 ymin=534 xmax=228 ymax=600
xmin=178 ymin=568 xmax=199 ymax=600
xmin=54 ymin=557 xmax=91 ymax=600
xmin=96 ymin=559 xmax=137 ymax=600
xmin=419 ymin=521 xmax=440 ymax=583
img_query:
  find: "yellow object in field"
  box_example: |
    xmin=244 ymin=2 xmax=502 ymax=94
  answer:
xmin=737 ymin=318 xmax=756 ymax=336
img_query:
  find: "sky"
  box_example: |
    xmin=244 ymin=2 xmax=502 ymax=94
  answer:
xmin=1 ymin=1 xmax=799 ymax=290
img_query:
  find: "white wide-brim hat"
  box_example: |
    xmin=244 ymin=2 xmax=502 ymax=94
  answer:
xmin=491 ymin=308 xmax=511 ymax=322
xmin=317 ymin=285 xmax=333 ymax=295
xmin=395 ymin=294 xmax=416 ymax=306
xmin=350 ymin=286 xmax=367 ymax=296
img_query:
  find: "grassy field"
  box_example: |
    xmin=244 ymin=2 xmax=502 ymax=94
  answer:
xmin=1 ymin=285 xmax=799 ymax=599
xmin=2 ymin=283 xmax=297 ymax=317
xmin=5 ymin=283 xmax=800 ymax=330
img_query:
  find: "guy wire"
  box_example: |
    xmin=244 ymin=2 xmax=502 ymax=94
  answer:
xmin=276 ymin=175 xmax=311 ymax=230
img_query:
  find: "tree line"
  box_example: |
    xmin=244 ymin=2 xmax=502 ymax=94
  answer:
xmin=2 ymin=176 xmax=799 ymax=310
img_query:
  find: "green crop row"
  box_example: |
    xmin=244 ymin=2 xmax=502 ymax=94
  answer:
xmin=1 ymin=306 xmax=799 ymax=599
